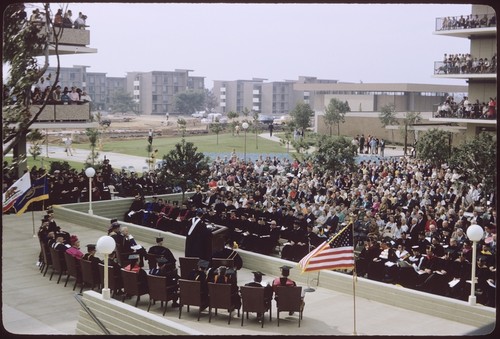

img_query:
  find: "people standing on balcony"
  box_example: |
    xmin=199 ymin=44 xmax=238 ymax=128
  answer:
xmin=80 ymin=91 xmax=92 ymax=103
xmin=487 ymin=97 xmax=496 ymax=119
xmin=62 ymin=10 xmax=73 ymax=29
xmin=69 ymin=87 xmax=80 ymax=104
xmin=73 ymin=12 xmax=87 ymax=29
xmin=52 ymin=85 xmax=62 ymax=103
xmin=54 ymin=9 xmax=63 ymax=27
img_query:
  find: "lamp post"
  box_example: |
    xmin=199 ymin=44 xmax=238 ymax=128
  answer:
xmin=466 ymin=224 xmax=483 ymax=306
xmin=96 ymin=235 xmax=116 ymax=300
xmin=242 ymin=122 xmax=249 ymax=163
xmin=85 ymin=167 xmax=96 ymax=215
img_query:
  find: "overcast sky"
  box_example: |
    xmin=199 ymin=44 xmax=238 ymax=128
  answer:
xmin=21 ymin=2 xmax=474 ymax=88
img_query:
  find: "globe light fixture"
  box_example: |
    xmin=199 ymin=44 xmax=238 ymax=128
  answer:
xmin=466 ymin=224 xmax=483 ymax=306
xmin=241 ymin=122 xmax=249 ymax=162
xmin=85 ymin=167 xmax=96 ymax=215
xmin=96 ymin=235 xmax=116 ymax=300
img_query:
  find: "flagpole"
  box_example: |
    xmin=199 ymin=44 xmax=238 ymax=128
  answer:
xmin=304 ymin=238 xmax=316 ymax=292
xmin=32 ymin=210 xmax=36 ymax=237
xmin=350 ymin=219 xmax=357 ymax=336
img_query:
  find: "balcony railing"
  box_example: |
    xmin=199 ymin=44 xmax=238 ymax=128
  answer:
xmin=433 ymin=59 xmax=496 ymax=75
xmin=435 ymin=13 xmax=496 ymax=32
xmin=30 ymin=103 xmax=91 ymax=122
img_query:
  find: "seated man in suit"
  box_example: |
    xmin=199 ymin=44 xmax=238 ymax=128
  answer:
xmin=188 ymin=259 xmax=210 ymax=302
xmin=149 ymin=257 xmax=179 ymax=307
xmin=245 ymin=271 xmax=273 ymax=317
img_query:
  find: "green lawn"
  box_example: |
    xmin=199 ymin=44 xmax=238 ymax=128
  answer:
xmin=73 ymin=132 xmax=287 ymax=156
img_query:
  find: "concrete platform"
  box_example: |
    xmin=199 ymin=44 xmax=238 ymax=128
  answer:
xmin=2 ymin=211 xmax=495 ymax=336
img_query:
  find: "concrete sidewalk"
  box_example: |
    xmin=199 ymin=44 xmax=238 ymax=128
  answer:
xmin=2 ymin=211 xmax=489 ymax=336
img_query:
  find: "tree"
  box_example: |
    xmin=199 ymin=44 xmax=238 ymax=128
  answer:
xmin=241 ymin=107 xmax=251 ymax=120
xmin=313 ymin=135 xmax=357 ymax=175
xmin=110 ymin=89 xmax=138 ymax=115
xmin=204 ymin=89 xmax=218 ymax=113
xmin=290 ymin=102 xmax=314 ymax=135
xmin=158 ymin=138 xmax=210 ymax=201
xmin=449 ymin=132 xmax=496 ymax=196
xmin=3 ymin=3 xmax=57 ymax=157
xmin=227 ymin=111 xmax=239 ymax=136
xmin=378 ymin=104 xmax=399 ymax=144
xmin=400 ymin=111 xmax=422 ymax=155
xmin=85 ymin=128 xmax=100 ymax=167
xmin=209 ymin=119 xmax=224 ymax=145
xmin=415 ymin=129 xmax=451 ymax=168
xmin=26 ymin=129 xmax=44 ymax=160
xmin=174 ymin=90 xmax=205 ymax=115
xmin=324 ymin=98 xmax=350 ymax=136
xmin=177 ymin=118 xmax=187 ymax=138
xmin=252 ymin=111 xmax=260 ymax=150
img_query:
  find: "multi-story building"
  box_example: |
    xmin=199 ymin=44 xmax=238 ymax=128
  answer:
xmin=125 ymin=70 xmax=205 ymax=116
xmin=431 ymin=4 xmax=497 ymax=139
xmin=212 ymin=76 xmax=337 ymax=115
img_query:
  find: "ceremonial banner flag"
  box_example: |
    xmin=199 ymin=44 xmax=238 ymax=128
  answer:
xmin=2 ymin=172 xmax=31 ymax=213
xmin=13 ymin=174 xmax=50 ymax=215
xmin=298 ymin=223 xmax=354 ymax=272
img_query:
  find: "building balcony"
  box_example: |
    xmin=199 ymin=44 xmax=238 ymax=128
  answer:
xmin=433 ymin=61 xmax=496 ymax=80
xmin=434 ymin=13 xmax=496 ymax=38
xmin=30 ymin=103 xmax=92 ymax=122
xmin=37 ymin=26 xmax=97 ymax=55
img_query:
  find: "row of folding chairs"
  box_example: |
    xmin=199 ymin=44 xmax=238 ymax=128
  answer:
xmin=177 ymin=279 xmax=304 ymax=327
xmin=38 ymin=242 xmax=304 ymax=326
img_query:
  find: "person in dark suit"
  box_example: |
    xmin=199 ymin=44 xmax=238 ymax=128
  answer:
xmin=188 ymin=259 xmax=210 ymax=301
xmin=82 ymin=244 xmax=103 ymax=286
xmin=185 ymin=211 xmax=212 ymax=260
xmin=245 ymin=271 xmax=273 ymax=315
xmin=148 ymin=237 xmax=176 ymax=266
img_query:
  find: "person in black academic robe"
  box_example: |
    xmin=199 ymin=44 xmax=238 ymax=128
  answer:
xmin=185 ymin=211 xmax=212 ymax=260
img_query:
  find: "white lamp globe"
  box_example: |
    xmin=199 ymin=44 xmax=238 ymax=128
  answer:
xmin=85 ymin=167 xmax=96 ymax=178
xmin=242 ymin=122 xmax=249 ymax=130
xmin=96 ymin=235 xmax=115 ymax=254
xmin=466 ymin=224 xmax=483 ymax=242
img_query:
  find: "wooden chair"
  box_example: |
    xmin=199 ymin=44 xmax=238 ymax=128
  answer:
xmin=211 ymin=258 xmax=234 ymax=269
xmin=48 ymin=247 xmax=66 ymax=284
xmin=39 ymin=240 xmax=52 ymax=276
xmin=275 ymin=286 xmax=304 ymax=327
xmin=64 ymin=252 xmax=83 ymax=292
xmin=98 ymin=263 xmax=124 ymax=297
xmin=179 ymin=257 xmax=199 ymax=280
xmin=80 ymin=259 xmax=101 ymax=291
xmin=178 ymin=279 xmax=208 ymax=321
xmin=207 ymin=282 xmax=240 ymax=324
xmin=240 ymin=286 xmax=272 ymax=328
xmin=121 ymin=269 xmax=149 ymax=307
xmin=146 ymin=274 xmax=178 ymax=316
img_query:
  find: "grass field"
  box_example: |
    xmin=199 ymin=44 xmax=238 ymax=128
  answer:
xmin=72 ymin=132 xmax=287 ymax=157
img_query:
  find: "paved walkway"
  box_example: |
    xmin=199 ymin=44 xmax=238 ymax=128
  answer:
xmin=30 ymin=134 xmax=407 ymax=173
xmin=2 ymin=211 xmax=489 ymax=336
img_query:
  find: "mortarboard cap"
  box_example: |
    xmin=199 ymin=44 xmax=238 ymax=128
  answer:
xmin=86 ymin=244 xmax=96 ymax=251
xmin=198 ymin=259 xmax=210 ymax=269
xmin=156 ymin=257 xmax=168 ymax=264
xmin=156 ymin=237 xmax=163 ymax=243
xmin=411 ymin=245 xmax=420 ymax=250
xmin=280 ymin=265 xmax=292 ymax=276
xmin=128 ymin=254 xmax=140 ymax=260
xmin=110 ymin=218 xmax=118 ymax=224
xmin=252 ymin=271 xmax=265 ymax=278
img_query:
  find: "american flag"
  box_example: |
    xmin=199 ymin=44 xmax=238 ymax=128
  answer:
xmin=298 ymin=224 xmax=354 ymax=272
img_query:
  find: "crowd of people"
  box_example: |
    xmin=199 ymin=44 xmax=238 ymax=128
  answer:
xmin=7 ymin=141 xmax=495 ymax=307
xmin=436 ymin=95 xmax=496 ymax=119
xmin=37 ymin=208 xmax=303 ymax=321
xmin=437 ymin=53 xmax=497 ymax=75
xmin=30 ymin=85 xmax=92 ymax=106
xmin=439 ymin=13 xmax=496 ymax=31
xmin=113 ymin=151 xmax=496 ymax=306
